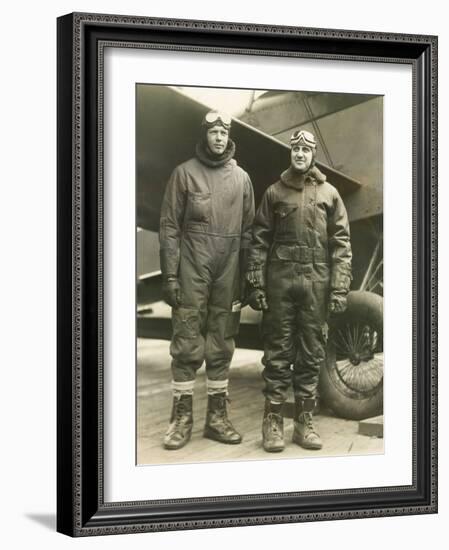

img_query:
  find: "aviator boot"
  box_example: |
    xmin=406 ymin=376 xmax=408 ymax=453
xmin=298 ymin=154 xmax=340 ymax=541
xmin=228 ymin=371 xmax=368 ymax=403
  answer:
xmin=163 ymin=394 xmax=193 ymax=450
xmin=262 ymin=400 xmax=285 ymax=452
xmin=203 ymin=393 xmax=242 ymax=444
xmin=292 ymin=398 xmax=323 ymax=450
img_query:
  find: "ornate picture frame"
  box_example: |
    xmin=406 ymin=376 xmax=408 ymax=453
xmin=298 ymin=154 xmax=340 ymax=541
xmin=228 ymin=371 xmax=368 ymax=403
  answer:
xmin=57 ymin=12 xmax=437 ymax=536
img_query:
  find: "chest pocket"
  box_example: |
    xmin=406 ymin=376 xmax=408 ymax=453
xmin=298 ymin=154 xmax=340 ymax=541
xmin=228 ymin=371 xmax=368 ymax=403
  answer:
xmin=274 ymin=203 xmax=298 ymax=236
xmin=186 ymin=192 xmax=211 ymax=223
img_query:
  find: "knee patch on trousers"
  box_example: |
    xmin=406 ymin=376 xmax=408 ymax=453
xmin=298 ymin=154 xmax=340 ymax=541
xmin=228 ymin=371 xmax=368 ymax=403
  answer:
xmin=171 ymin=307 xmax=201 ymax=339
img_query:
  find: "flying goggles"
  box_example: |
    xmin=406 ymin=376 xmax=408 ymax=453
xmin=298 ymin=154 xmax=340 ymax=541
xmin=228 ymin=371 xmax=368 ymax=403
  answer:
xmin=202 ymin=111 xmax=232 ymax=129
xmin=290 ymin=130 xmax=317 ymax=148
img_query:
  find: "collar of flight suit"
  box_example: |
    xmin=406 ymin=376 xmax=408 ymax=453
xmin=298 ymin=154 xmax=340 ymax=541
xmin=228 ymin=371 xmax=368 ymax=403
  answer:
xmin=195 ymin=138 xmax=236 ymax=168
xmin=280 ymin=165 xmax=326 ymax=191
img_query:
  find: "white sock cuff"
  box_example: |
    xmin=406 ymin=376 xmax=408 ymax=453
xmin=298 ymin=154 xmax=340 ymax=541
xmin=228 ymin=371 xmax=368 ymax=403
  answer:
xmin=172 ymin=380 xmax=195 ymax=396
xmin=206 ymin=378 xmax=229 ymax=395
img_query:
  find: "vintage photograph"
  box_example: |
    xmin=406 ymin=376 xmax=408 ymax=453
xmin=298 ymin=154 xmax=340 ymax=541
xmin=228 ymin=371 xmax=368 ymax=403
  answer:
xmin=136 ymin=84 xmax=384 ymax=465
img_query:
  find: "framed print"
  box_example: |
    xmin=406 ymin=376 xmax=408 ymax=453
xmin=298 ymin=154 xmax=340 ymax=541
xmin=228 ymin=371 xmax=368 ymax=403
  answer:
xmin=57 ymin=12 xmax=437 ymax=536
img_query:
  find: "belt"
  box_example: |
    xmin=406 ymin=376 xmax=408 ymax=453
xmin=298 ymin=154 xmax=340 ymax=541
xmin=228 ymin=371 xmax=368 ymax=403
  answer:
xmin=271 ymin=244 xmax=328 ymax=263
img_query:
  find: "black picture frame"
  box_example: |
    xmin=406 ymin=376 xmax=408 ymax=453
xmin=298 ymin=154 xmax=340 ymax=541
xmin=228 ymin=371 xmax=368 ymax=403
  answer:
xmin=57 ymin=12 xmax=438 ymax=536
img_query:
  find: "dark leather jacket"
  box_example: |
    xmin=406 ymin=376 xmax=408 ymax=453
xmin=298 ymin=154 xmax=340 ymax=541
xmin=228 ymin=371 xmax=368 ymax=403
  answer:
xmin=249 ymin=165 xmax=352 ymax=292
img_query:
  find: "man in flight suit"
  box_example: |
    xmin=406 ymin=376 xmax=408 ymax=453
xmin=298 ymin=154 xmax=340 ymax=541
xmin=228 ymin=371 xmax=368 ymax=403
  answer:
xmin=159 ymin=111 xmax=255 ymax=450
xmin=246 ymin=130 xmax=352 ymax=452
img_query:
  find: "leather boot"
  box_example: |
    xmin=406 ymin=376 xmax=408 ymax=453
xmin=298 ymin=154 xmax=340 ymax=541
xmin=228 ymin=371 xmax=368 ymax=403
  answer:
xmin=163 ymin=394 xmax=193 ymax=450
xmin=203 ymin=393 xmax=242 ymax=444
xmin=262 ymin=400 xmax=284 ymax=452
xmin=292 ymin=398 xmax=322 ymax=450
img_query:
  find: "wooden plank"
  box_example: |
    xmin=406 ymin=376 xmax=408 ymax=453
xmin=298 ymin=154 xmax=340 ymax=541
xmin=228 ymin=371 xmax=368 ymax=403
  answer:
xmin=137 ymin=338 xmax=384 ymax=465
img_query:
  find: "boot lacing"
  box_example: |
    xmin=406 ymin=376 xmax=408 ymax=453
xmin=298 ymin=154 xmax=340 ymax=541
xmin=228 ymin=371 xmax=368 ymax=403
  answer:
xmin=172 ymin=401 xmax=190 ymax=427
xmin=266 ymin=412 xmax=282 ymax=435
xmin=302 ymin=412 xmax=318 ymax=435
xmin=213 ymin=396 xmax=234 ymax=430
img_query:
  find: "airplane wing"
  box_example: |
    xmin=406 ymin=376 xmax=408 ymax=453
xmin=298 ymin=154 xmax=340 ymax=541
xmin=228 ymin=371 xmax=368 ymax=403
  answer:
xmin=136 ymin=85 xmax=361 ymax=231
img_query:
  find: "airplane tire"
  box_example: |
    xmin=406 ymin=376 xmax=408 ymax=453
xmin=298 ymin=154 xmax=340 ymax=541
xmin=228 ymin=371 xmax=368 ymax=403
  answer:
xmin=319 ymin=291 xmax=383 ymax=421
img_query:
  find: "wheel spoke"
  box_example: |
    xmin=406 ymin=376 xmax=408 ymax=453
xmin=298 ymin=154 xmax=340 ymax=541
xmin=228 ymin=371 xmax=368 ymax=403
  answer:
xmin=346 ymin=325 xmax=355 ymax=349
xmin=337 ymin=360 xmax=353 ymax=377
xmin=352 ymin=323 xmax=363 ymax=352
xmin=334 ymin=323 xmax=381 ymax=360
xmin=334 ymin=351 xmax=384 ymax=394
xmin=327 ymin=292 xmax=383 ymax=405
xmin=335 ymin=329 xmax=352 ymax=355
xmin=372 ymin=330 xmax=378 ymax=350
xmin=353 ymin=323 xmax=362 ymax=350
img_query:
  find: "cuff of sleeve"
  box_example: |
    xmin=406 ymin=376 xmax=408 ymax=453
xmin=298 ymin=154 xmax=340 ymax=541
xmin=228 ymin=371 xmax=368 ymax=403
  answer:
xmin=330 ymin=270 xmax=352 ymax=291
xmin=160 ymin=247 xmax=180 ymax=279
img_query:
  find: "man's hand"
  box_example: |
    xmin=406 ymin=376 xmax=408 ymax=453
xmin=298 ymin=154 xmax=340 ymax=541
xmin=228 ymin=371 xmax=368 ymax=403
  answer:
xmin=245 ymin=263 xmax=265 ymax=290
xmin=328 ymin=293 xmax=347 ymax=315
xmin=162 ymin=277 xmax=182 ymax=308
xmin=248 ymin=289 xmax=268 ymax=311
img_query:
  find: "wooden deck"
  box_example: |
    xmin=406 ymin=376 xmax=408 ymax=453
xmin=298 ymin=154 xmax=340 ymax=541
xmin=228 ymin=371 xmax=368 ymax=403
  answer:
xmin=137 ymin=339 xmax=383 ymax=465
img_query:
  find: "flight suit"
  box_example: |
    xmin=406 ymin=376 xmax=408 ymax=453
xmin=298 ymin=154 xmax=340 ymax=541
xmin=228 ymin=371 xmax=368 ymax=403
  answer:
xmin=249 ymin=165 xmax=352 ymax=403
xmin=159 ymin=140 xmax=255 ymax=384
